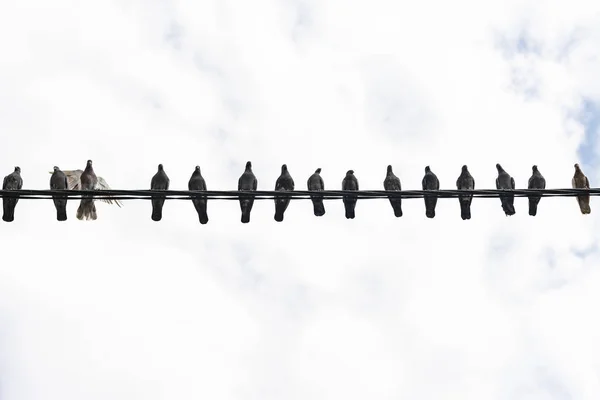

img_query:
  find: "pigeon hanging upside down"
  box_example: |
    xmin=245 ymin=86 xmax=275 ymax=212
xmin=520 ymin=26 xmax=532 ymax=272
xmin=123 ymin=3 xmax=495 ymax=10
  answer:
xmin=572 ymin=163 xmax=591 ymax=214
xmin=49 ymin=160 xmax=123 ymax=220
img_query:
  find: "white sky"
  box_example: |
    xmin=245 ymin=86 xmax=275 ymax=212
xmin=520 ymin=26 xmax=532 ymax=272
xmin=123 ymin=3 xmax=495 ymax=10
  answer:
xmin=1 ymin=0 xmax=600 ymax=399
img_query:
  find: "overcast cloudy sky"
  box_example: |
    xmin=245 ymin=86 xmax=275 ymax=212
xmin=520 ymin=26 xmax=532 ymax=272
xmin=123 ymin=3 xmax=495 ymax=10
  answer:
xmin=1 ymin=0 xmax=600 ymax=399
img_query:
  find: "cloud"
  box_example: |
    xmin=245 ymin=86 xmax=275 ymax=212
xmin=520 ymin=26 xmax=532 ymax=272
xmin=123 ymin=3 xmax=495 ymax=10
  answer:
xmin=1 ymin=0 xmax=600 ymax=399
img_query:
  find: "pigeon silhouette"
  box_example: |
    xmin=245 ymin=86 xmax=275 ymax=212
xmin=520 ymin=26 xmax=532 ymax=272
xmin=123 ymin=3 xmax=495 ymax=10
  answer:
xmin=456 ymin=165 xmax=475 ymax=220
xmin=527 ymin=165 xmax=546 ymax=216
xmin=307 ymin=168 xmax=325 ymax=216
xmin=2 ymin=167 xmax=23 ymax=222
xmin=274 ymin=164 xmax=294 ymax=222
xmin=150 ymin=164 xmax=170 ymax=221
xmin=495 ymin=163 xmax=516 ymax=216
xmin=422 ymin=166 xmax=439 ymax=218
xmin=383 ymin=165 xmax=402 ymax=217
xmin=342 ymin=170 xmax=359 ymax=219
xmin=50 ymin=166 xmax=68 ymax=221
xmin=188 ymin=166 xmax=209 ymax=224
xmin=238 ymin=161 xmax=258 ymax=223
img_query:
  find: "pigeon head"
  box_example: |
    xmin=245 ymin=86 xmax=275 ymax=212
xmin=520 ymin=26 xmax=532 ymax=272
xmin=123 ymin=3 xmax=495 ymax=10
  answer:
xmin=315 ymin=168 xmax=321 ymax=174
xmin=575 ymin=163 xmax=581 ymax=171
xmin=87 ymin=160 xmax=93 ymax=166
xmin=532 ymin=165 xmax=538 ymax=172
xmin=245 ymin=161 xmax=252 ymax=171
xmin=14 ymin=166 xmax=20 ymax=173
xmin=387 ymin=165 xmax=393 ymax=173
xmin=347 ymin=170 xmax=354 ymax=175
xmin=158 ymin=164 xmax=164 ymax=170
xmin=425 ymin=166 xmax=431 ymax=173
xmin=462 ymin=165 xmax=468 ymax=172
xmin=496 ymin=163 xmax=503 ymax=172
xmin=281 ymin=164 xmax=287 ymax=172
xmin=53 ymin=166 xmax=59 ymax=172
xmin=195 ymin=165 xmax=201 ymax=172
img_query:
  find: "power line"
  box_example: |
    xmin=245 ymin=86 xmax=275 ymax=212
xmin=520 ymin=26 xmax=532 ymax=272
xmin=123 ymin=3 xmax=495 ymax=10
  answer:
xmin=0 ymin=188 xmax=598 ymax=201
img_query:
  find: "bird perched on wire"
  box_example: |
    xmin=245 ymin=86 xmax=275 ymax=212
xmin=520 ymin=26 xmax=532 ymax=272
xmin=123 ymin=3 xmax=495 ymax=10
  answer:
xmin=2 ymin=166 xmax=23 ymax=222
xmin=495 ymin=163 xmax=516 ymax=216
xmin=456 ymin=165 xmax=475 ymax=220
xmin=383 ymin=165 xmax=402 ymax=217
xmin=238 ymin=161 xmax=258 ymax=223
xmin=49 ymin=166 xmax=69 ymax=221
xmin=150 ymin=164 xmax=170 ymax=222
xmin=527 ymin=165 xmax=546 ymax=216
xmin=422 ymin=166 xmax=439 ymax=218
xmin=307 ymin=168 xmax=325 ymax=217
xmin=342 ymin=170 xmax=359 ymax=219
xmin=188 ymin=165 xmax=209 ymax=224
xmin=50 ymin=163 xmax=123 ymax=210
xmin=572 ymin=163 xmax=591 ymax=214
xmin=274 ymin=164 xmax=294 ymax=222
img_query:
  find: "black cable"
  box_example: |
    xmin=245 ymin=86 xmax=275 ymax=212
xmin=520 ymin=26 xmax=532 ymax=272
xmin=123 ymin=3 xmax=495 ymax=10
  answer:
xmin=0 ymin=188 xmax=598 ymax=201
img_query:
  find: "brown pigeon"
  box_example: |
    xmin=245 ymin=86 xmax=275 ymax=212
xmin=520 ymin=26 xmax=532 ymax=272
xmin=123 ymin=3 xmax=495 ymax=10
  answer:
xmin=50 ymin=166 xmax=69 ymax=221
xmin=383 ymin=165 xmax=402 ymax=217
xmin=342 ymin=170 xmax=359 ymax=219
xmin=307 ymin=168 xmax=325 ymax=216
xmin=2 ymin=167 xmax=23 ymax=222
xmin=238 ymin=161 xmax=257 ymax=223
xmin=150 ymin=164 xmax=170 ymax=221
xmin=274 ymin=164 xmax=294 ymax=222
xmin=572 ymin=163 xmax=591 ymax=214
xmin=188 ymin=166 xmax=209 ymax=224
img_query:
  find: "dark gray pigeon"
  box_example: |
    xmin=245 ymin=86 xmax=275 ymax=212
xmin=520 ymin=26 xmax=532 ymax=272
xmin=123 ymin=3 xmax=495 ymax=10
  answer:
xmin=2 ymin=167 xmax=23 ymax=222
xmin=307 ymin=168 xmax=325 ymax=216
xmin=150 ymin=164 xmax=170 ymax=222
xmin=238 ymin=161 xmax=257 ymax=223
xmin=274 ymin=164 xmax=295 ymax=222
xmin=188 ymin=166 xmax=208 ymax=224
xmin=50 ymin=166 xmax=68 ymax=221
xmin=456 ymin=165 xmax=475 ymax=220
xmin=383 ymin=165 xmax=402 ymax=217
xmin=76 ymin=160 xmax=98 ymax=221
xmin=422 ymin=166 xmax=439 ymax=218
xmin=495 ymin=163 xmax=516 ymax=216
xmin=527 ymin=165 xmax=545 ymax=216
xmin=342 ymin=170 xmax=359 ymax=219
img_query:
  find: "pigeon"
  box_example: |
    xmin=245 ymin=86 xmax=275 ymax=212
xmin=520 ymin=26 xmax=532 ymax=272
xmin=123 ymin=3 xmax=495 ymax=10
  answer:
xmin=383 ymin=165 xmax=402 ymax=217
xmin=238 ymin=161 xmax=257 ymax=223
xmin=150 ymin=164 xmax=170 ymax=222
xmin=572 ymin=163 xmax=591 ymax=214
xmin=495 ymin=163 xmax=516 ymax=216
xmin=422 ymin=166 xmax=439 ymax=218
xmin=456 ymin=165 xmax=475 ymax=220
xmin=76 ymin=160 xmax=99 ymax=220
xmin=274 ymin=164 xmax=295 ymax=222
xmin=51 ymin=167 xmax=123 ymax=208
xmin=342 ymin=170 xmax=359 ymax=219
xmin=527 ymin=165 xmax=546 ymax=216
xmin=307 ymin=168 xmax=325 ymax=216
xmin=49 ymin=166 xmax=69 ymax=221
xmin=2 ymin=167 xmax=23 ymax=222
xmin=188 ymin=166 xmax=209 ymax=224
